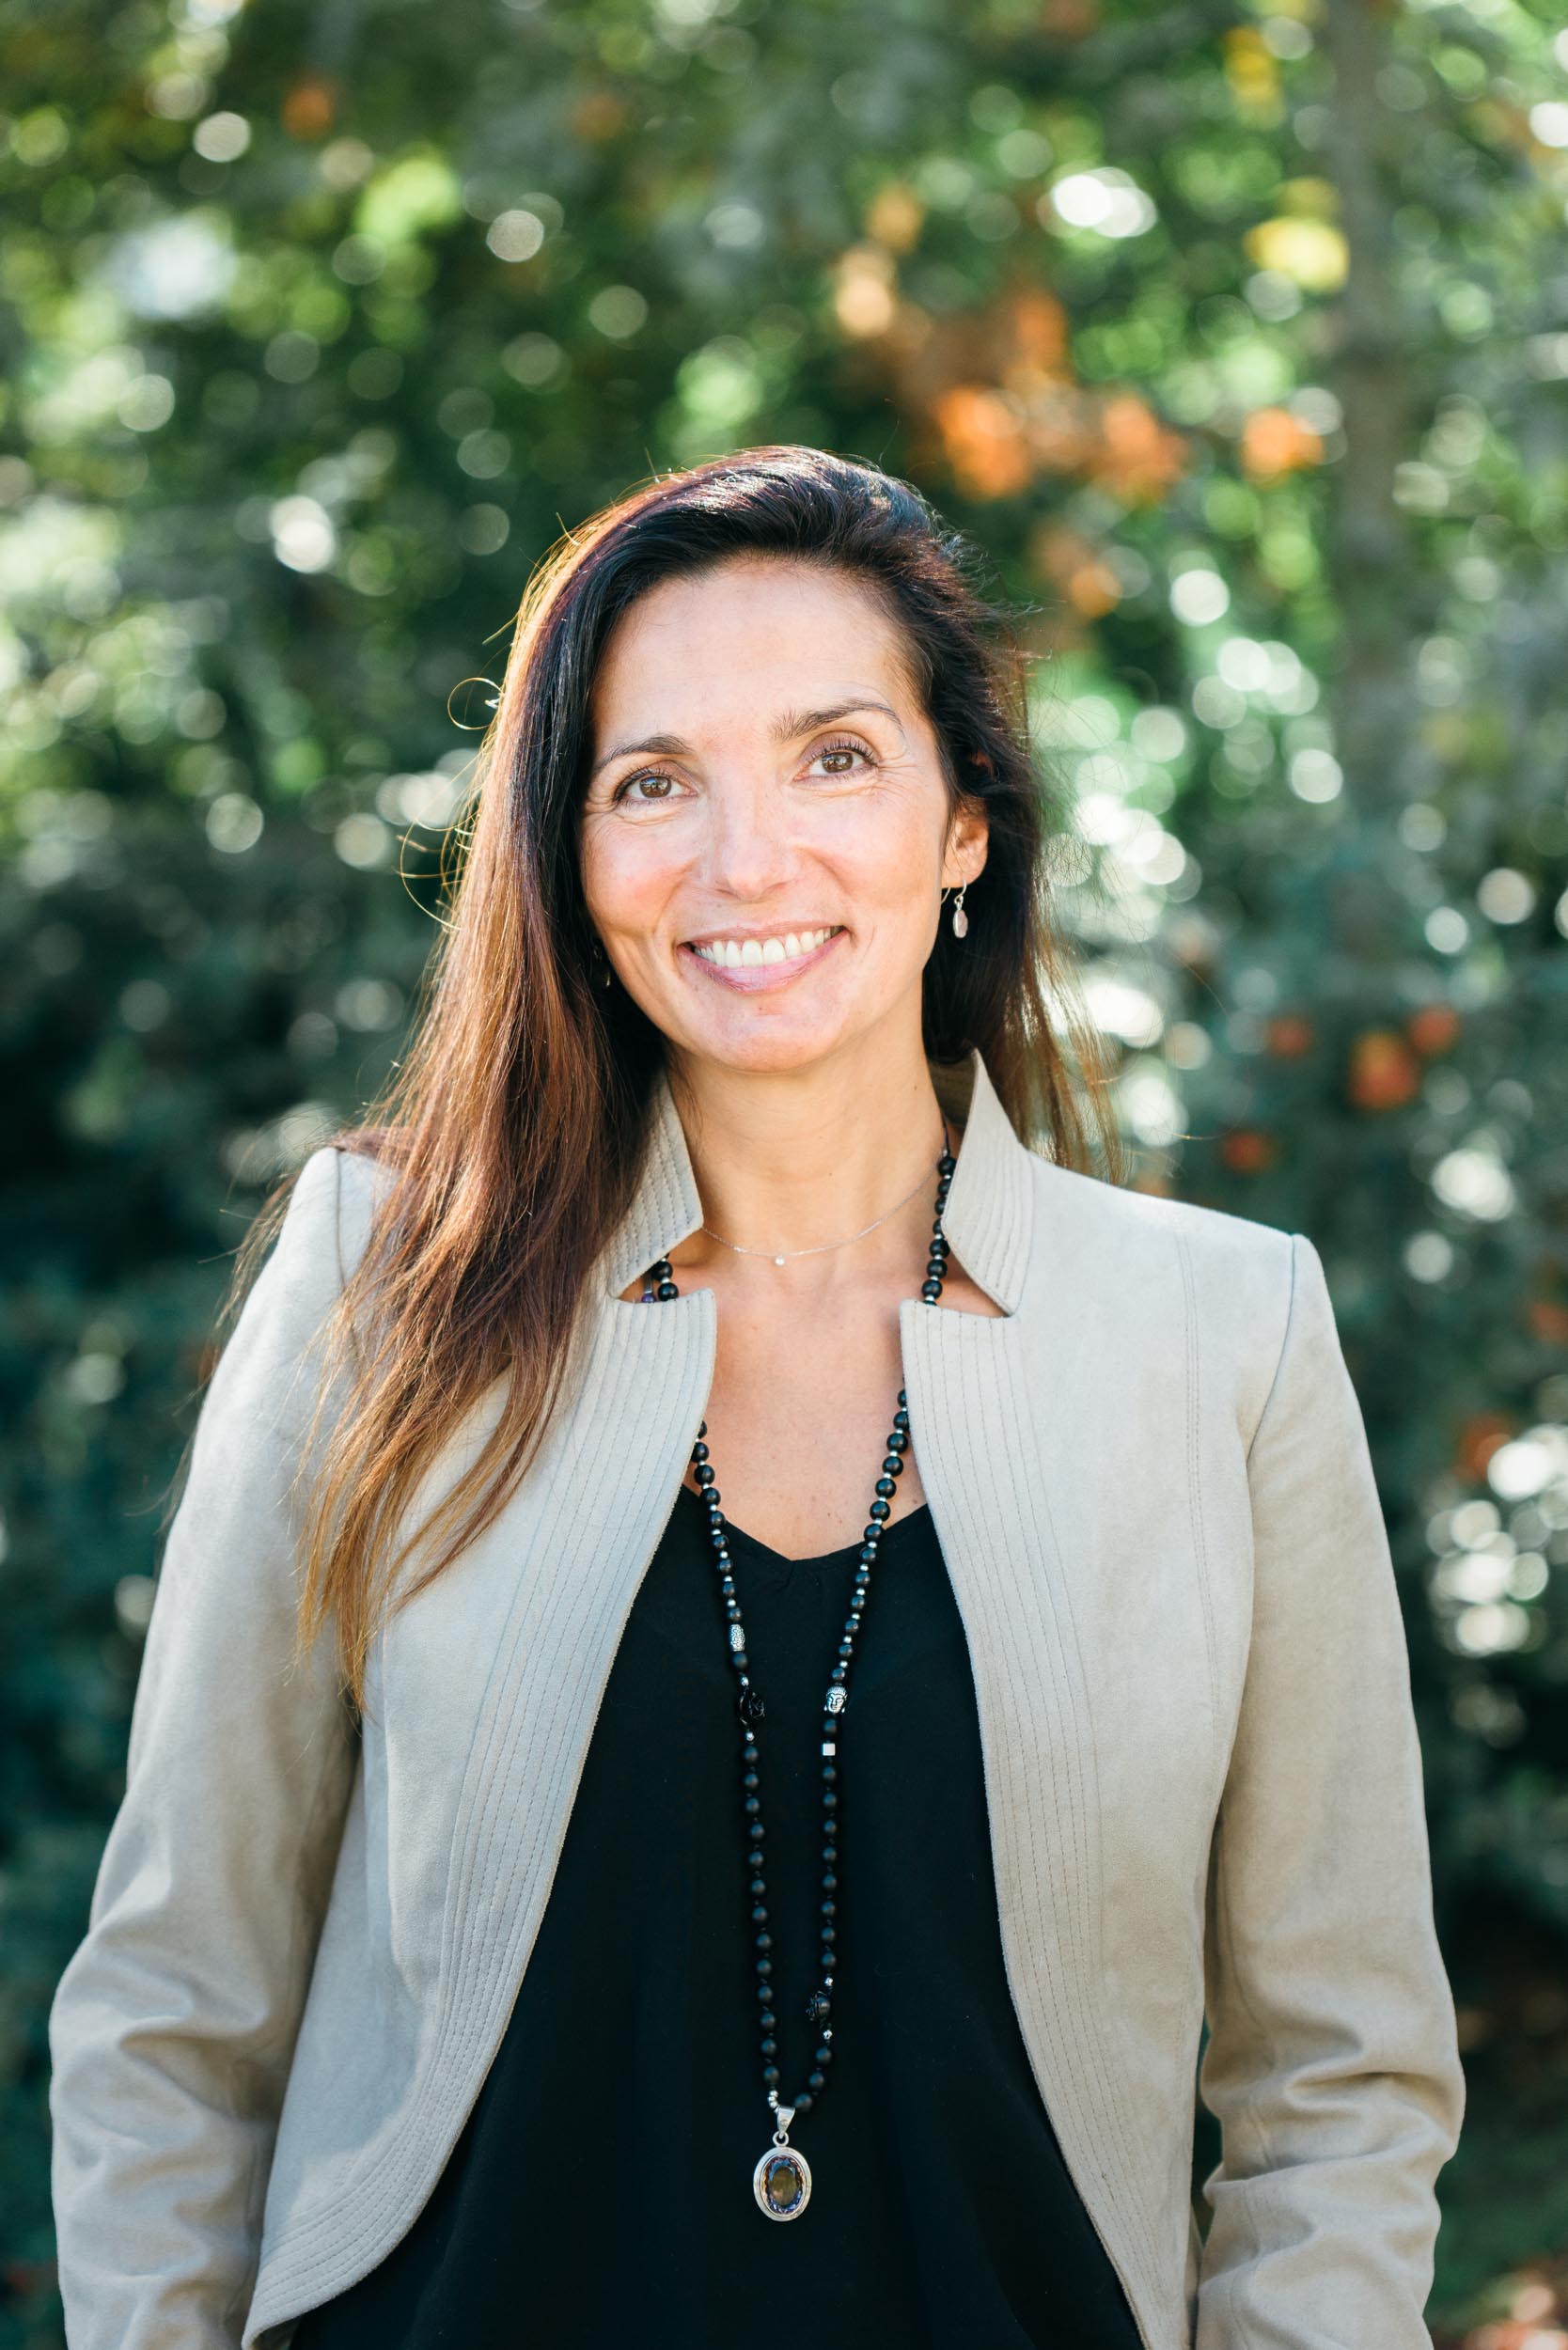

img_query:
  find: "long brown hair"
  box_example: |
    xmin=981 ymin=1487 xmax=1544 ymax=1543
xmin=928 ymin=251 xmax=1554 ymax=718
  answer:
xmin=203 ymin=446 xmax=1123 ymax=1711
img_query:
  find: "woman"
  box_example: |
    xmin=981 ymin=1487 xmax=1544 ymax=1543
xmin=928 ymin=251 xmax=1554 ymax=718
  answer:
xmin=49 ymin=446 xmax=1465 ymax=2350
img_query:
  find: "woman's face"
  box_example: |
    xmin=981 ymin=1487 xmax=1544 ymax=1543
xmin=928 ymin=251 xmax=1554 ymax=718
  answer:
xmin=579 ymin=556 xmax=987 ymax=1076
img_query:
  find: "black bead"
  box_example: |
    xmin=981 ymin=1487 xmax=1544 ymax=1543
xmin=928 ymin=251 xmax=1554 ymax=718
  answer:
xmin=695 ymin=1463 xmax=715 ymax=1487
xmin=755 ymin=1931 xmax=772 ymax=1950
xmin=655 ymin=1282 xmax=678 ymax=1301
xmin=870 ymin=1501 xmax=889 ymax=1522
xmin=792 ymin=2092 xmax=813 ymax=2116
xmin=874 ymin=1477 xmax=895 ymax=1498
xmin=760 ymin=2037 xmax=776 ymax=2058
xmin=739 ymin=1688 xmax=766 ymax=1727
xmin=756 ymin=1957 xmax=772 ymax=1977
xmin=815 ymin=2043 xmax=834 ymax=2065
xmin=751 ymin=1904 xmax=767 ymax=1923
xmin=762 ymin=2065 xmax=780 ymax=2088
xmin=808 ymin=2070 xmax=825 ymax=2092
xmin=823 ymin=1791 xmax=838 ymax=1810
xmin=806 ymin=1990 xmax=831 ymax=2024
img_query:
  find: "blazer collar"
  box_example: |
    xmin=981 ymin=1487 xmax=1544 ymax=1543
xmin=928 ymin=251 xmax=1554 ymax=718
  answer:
xmin=597 ymin=1043 xmax=1036 ymax=1315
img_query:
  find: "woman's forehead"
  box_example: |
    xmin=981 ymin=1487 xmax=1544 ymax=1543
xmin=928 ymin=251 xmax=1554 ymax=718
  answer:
xmin=591 ymin=566 xmax=915 ymax=731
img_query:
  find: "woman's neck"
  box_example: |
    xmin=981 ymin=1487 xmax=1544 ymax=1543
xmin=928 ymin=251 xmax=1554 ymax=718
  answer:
xmin=663 ymin=1034 xmax=956 ymax=1286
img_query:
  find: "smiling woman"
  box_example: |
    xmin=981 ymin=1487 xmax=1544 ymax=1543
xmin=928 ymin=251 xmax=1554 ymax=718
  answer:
xmin=579 ymin=559 xmax=983 ymax=1085
xmin=48 ymin=448 xmax=1464 ymax=2350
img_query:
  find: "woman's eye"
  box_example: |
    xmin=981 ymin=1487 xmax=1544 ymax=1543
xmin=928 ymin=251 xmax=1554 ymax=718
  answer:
xmin=813 ymin=736 xmax=873 ymax=776
xmin=614 ymin=771 xmax=680 ymax=804
xmin=608 ymin=737 xmax=873 ymax=806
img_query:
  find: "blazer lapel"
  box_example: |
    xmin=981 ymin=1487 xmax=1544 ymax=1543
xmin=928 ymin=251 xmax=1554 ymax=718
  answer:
xmin=898 ymin=1058 xmax=1168 ymax=2332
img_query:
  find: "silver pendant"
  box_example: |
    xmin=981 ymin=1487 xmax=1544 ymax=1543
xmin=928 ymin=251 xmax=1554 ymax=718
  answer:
xmin=753 ymin=2104 xmax=811 ymax=2220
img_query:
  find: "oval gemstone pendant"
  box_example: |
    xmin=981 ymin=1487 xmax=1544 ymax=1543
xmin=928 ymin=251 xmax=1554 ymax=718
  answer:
xmin=754 ymin=2109 xmax=811 ymax=2222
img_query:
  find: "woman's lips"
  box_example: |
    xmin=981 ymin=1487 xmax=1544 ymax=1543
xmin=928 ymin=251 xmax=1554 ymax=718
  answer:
xmin=678 ymin=928 xmax=845 ymax=993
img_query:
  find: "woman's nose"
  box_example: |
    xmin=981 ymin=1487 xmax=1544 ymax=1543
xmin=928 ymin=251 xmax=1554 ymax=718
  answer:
xmin=699 ymin=776 xmax=798 ymax=897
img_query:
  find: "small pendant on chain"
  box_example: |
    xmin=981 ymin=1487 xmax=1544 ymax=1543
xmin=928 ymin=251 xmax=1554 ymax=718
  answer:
xmin=753 ymin=2106 xmax=811 ymax=2220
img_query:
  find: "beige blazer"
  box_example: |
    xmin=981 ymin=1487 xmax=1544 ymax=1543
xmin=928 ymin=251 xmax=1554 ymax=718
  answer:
xmin=48 ymin=1045 xmax=1466 ymax=2349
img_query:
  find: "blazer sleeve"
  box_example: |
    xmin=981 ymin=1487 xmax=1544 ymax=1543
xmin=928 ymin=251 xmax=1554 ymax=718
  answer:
xmin=48 ymin=1143 xmax=361 ymax=2350
xmin=1195 ymin=1230 xmax=1466 ymax=2349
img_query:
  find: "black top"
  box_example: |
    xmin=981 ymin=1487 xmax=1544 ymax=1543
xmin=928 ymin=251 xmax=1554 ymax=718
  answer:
xmin=292 ymin=1481 xmax=1144 ymax=2350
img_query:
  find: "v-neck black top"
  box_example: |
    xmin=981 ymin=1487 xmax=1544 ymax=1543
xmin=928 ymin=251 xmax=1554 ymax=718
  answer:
xmin=290 ymin=1480 xmax=1145 ymax=2350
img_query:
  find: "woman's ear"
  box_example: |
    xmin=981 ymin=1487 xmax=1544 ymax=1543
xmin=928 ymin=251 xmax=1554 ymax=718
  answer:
xmin=946 ymin=791 xmax=990 ymax=886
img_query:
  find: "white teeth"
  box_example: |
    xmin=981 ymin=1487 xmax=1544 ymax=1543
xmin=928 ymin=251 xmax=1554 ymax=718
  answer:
xmin=691 ymin=925 xmax=839 ymax=968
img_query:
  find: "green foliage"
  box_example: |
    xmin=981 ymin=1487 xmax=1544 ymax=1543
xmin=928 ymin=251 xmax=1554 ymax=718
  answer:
xmin=3 ymin=0 xmax=1567 ymax=2340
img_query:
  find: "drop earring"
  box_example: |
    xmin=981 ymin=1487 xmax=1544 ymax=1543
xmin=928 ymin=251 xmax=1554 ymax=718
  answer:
xmin=950 ymin=881 xmax=969 ymax=939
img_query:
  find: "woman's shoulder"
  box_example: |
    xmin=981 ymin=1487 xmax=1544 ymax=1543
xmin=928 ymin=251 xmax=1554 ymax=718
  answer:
xmin=1027 ymin=1145 xmax=1295 ymax=1278
xmin=1023 ymin=1150 xmax=1302 ymax=1439
xmin=285 ymin=1138 xmax=398 ymax=1290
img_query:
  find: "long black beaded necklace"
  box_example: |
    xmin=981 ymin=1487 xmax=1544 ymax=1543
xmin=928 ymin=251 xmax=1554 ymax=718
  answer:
xmin=641 ymin=1125 xmax=956 ymax=2221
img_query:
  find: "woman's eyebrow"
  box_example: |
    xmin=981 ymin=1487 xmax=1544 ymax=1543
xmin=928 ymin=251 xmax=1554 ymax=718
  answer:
xmin=589 ymin=697 xmax=902 ymax=779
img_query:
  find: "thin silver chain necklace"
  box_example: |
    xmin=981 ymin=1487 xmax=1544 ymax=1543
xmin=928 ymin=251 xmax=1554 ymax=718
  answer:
xmin=640 ymin=1120 xmax=955 ymax=2219
xmin=699 ymin=1152 xmax=942 ymax=1267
